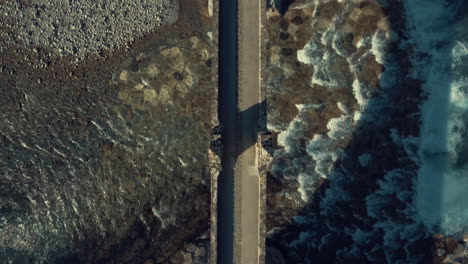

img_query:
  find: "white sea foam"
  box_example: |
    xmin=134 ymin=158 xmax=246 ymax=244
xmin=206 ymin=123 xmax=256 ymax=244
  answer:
xmin=352 ymin=79 xmax=370 ymax=107
xmin=306 ymin=122 xmax=347 ymax=180
xmin=297 ymin=31 xmax=351 ymax=88
xmin=311 ymin=51 xmax=342 ymax=87
xmin=275 ymin=104 xmax=337 ymax=201
xmin=337 ymin=101 xmax=352 ymax=115
xmin=275 ymin=0 xmax=410 ymax=207
xmin=298 ymin=172 xmax=319 ymax=202
xmin=370 ymin=31 xmax=389 ymax=64
xmin=277 ymin=104 xmax=320 ymax=154
xmin=297 ymin=41 xmax=321 ymax=65
xmin=326 ymin=115 xmax=353 ymax=140
xmin=356 ymin=36 xmax=370 ymax=49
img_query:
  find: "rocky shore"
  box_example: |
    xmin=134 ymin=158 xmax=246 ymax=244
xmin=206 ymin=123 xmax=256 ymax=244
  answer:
xmin=0 ymin=0 xmax=214 ymax=263
xmin=0 ymin=0 xmax=178 ymax=59
xmin=263 ymin=0 xmax=434 ymax=262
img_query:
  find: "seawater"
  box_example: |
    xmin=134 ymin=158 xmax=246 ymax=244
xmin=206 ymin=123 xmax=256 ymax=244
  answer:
xmin=408 ymin=0 xmax=468 ymax=235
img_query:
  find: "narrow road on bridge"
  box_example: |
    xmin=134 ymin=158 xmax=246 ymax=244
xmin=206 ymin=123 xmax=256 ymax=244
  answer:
xmin=217 ymin=0 xmax=263 ymax=262
xmin=235 ymin=0 xmax=262 ymax=263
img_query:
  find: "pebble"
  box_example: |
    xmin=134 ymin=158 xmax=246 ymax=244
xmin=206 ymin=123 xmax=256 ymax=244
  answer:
xmin=377 ymin=17 xmax=390 ymax=31
xmin=119 ymin=70 xmax=128 ymax=81
xmin=161 ymin=47 xmax=182 ymax=57
xmin=270 ymin=53 xmax=280 ymax=64
xmin=190 ymin=36 xmax=199 ymax=48
xmin=143 ymin=89 xmax=157 ymax=101
xmin=287 ymin=23 xmax=299 ymax=34
xmin=349 ymin=8 xmax=363 ymax=22
xmin=118 ymin=90 xmax=129 ymax=101
xmin=141 ymin=78 xmax=150 ymax=87
xmin=0 ymin=0 xmax=179 ymax=59
xmin=146 ymin=65 xmax=159 ymax=78
xmin=135 ymin=84 xmax=145 ymax=90
xmin=282 ymin=62 xmax=294 ymax=77
xmin=200 ymin=49 xmax=210 ymax=60
xmin=159 ymin=87 xmax=170 ymax=101
xmin=184 ymin=75 xmax=194 ymax=87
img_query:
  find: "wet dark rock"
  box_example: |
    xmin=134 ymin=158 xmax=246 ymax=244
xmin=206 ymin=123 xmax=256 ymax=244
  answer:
xmin=291 ymin=16 xmax=304 ymax=25
xmin=281 ymin=47 xmax=293 ymax=57
xmin=279 ymin=32 xmax=290 ymax=41
xmin=211 ymin=125 xmax=222 ymax=135
xmin=279 ymin=19 xmax=289 ymax=31
xmin=130 ymin=63 xmax=139 ymax=72
xmin=173 ymin=71 xmax=184 ymax=81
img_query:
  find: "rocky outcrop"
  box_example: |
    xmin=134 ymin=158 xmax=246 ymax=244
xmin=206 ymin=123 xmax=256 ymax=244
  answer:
xmin=264 ymin=0 xmax=431 ymax=263
xmin=166 ymin=231 xmax=211 ymax=264
xmin=433 ymin=234 xmax=468 ymax=264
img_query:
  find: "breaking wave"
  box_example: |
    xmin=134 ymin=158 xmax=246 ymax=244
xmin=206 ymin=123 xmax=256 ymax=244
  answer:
xmin=407 ymin=0 xmax=468 ymax=235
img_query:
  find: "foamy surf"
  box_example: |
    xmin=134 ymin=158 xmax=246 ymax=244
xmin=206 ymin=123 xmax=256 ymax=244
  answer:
xmin=406 ymin=0 xmax=468 ymax=234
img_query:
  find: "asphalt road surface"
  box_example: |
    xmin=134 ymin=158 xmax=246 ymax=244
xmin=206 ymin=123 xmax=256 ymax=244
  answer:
xmin=235 ymin=0 xmax=262 ymax=263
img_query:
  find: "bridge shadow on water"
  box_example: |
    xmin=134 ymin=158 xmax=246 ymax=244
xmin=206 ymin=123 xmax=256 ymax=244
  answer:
xmin=215 ymin=0 xmax=237 ymax=262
